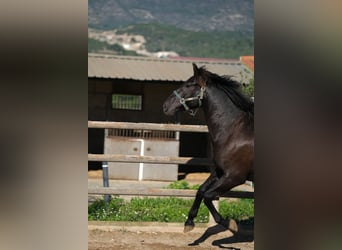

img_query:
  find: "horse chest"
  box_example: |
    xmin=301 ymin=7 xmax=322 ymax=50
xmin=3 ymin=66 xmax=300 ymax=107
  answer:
xmin=213 ymin=141 xmax=253 ymax=170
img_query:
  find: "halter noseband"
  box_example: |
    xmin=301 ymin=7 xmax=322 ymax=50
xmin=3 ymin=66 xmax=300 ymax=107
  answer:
xmin=173 ymin=87 xmax=206 ymax=116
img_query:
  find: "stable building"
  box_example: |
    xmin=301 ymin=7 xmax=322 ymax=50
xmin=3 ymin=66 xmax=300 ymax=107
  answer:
xmin=88 ymin=54 xmax=253 ymax=180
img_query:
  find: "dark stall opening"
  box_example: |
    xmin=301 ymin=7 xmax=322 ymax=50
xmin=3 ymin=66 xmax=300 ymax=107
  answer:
xmin=178 ymin=132 xmax=210 ymax=178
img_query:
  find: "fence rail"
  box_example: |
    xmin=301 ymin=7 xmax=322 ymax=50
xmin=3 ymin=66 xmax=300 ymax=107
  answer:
xmin=88 ymin=121 xmax=209 ymax=133
xmin=88 ymin=188 xmax=254 ymax=199
xmin=88 ymin=153 xmax=214 ymax=167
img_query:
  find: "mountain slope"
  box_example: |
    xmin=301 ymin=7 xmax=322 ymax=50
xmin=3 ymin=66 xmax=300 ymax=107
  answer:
xmin=88 ymin=0 xmax=253 ymax=32
xmin=88 ymin=23 xmax=253 ymax=59
xmin=118 ymin=23 xmax=253 ymax=58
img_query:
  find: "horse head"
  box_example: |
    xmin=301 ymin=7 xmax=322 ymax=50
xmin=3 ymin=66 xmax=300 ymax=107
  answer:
xmin=163 ymin=63 xmax=207 ymax=116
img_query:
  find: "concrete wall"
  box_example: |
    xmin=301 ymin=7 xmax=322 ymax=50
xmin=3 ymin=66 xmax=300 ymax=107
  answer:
xmin=104 ymin=136 xmax=179 ymax=181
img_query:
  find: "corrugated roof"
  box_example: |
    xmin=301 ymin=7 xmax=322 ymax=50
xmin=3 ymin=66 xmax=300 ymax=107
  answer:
xmin=88 ymin=53 xmax=253 ymax=83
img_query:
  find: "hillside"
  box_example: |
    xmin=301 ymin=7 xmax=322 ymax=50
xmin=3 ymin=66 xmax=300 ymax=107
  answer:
xmin=88 ymin=0 xmax=253 ymax=32
xmin=88 ymin=23 xmax=253 ymax=59
xmin=88 ymin=0 xmax=254 ymax=59
xmin=119 ymin=23 xmax=253 ymax=58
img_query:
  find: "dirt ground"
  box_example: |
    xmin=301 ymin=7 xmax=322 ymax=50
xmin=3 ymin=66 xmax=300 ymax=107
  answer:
xmin=88 ymin=171 xmax=254 ymax=249
xmin=88 ymin=222 xmax=254 ymax=250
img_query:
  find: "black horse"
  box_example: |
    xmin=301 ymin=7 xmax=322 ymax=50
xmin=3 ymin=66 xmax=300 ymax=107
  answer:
xmin=163 ymin=63 xmax=254 ymax=233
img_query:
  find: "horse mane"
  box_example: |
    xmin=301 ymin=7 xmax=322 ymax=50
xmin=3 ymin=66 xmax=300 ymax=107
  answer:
xmin=199 ymin=67 xmax=254 ymax=116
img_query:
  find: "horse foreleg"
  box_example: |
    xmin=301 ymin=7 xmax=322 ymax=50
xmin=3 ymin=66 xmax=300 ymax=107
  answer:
xmin=184 ymin=173 xmax=217 ymax=233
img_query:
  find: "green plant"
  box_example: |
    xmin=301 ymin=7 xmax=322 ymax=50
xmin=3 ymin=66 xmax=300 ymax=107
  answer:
xmin=165 ymin=180 xmax=199 ymax=190
xmin=88 ymin=196 xmax=254 ymax=224
xmin=88 ymin=197 xmax=209 ymax=223
xmin=242 ymin=78 xmax=254 ymax=98
xmin=219 ymin=199 xmax=254 ymax=223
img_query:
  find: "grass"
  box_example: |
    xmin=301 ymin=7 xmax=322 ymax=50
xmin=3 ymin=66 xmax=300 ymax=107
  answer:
xmin=164 ymin=180 xmax=200 ymax=190
xmin=88 ymin=196 xmax=209 ymax=223
xmin=88 ymin=196 xmax=253 ymax=224
xmin=89 ymin=180 xmax=253 ymax=224
xmin=220 ymin=198 xmax=254 ymax=224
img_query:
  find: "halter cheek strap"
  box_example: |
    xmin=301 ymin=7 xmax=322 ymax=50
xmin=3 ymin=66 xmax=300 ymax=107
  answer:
xmin=173 ymin=90 xmax=190 ymax=110
xmin=173 ymin=87 xmax=206 ymax=116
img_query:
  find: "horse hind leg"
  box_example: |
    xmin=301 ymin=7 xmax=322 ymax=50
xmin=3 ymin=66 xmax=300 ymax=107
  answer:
xmin=184 ymin=173 xmax=217 ymax=233
xmin=203 ymin=196 xmax=238 ymax=233
xmin=203 ymin=176 xmax=244 ymax=233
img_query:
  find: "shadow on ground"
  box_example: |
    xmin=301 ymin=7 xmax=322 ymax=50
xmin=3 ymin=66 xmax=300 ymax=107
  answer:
xmin=188 ymin=219 xmax=254 ymax=250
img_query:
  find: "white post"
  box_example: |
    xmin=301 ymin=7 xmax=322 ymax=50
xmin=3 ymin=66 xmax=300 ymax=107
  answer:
xmin=137 ymin=139 xmax=145 ymax=181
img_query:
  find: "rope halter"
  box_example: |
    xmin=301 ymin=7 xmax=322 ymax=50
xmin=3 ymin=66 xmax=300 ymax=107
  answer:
xmin=173 ymin=87 xmax=206 ymax=116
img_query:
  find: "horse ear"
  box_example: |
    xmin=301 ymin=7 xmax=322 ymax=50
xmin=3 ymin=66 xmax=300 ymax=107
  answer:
xmin=192 ymin=63 xmax=199 ymax=77
xmin=192 ymin=63 xmax=206 ymax=87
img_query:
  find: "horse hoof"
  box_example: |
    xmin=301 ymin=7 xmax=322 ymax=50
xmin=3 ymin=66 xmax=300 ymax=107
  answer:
xmin=184 ymin=224 xmax=195 ymax=233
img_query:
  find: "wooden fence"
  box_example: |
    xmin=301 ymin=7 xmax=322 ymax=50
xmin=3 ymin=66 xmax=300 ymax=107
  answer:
xmin=88 ymin=121 xmax=254 ymax=199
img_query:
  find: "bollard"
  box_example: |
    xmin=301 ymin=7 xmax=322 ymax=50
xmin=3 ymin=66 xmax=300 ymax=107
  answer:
xmin=102 ymin=161 xmax=111 ymax=202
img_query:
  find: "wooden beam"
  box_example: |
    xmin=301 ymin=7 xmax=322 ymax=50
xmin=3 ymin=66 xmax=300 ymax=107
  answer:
xmin=88 ymin=188 xmax=254 ymax=199
xmin=88 ymin=121 xmax=208 ymax=133
xmin=88 ymin=154 xmax=214 ymax=167
xmin=89 ymin=188 xmax=197 ymax=197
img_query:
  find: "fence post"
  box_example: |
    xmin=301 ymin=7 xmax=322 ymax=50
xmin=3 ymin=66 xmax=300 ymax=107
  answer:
xmin=102 ymin=161 xmax=111 ymax=202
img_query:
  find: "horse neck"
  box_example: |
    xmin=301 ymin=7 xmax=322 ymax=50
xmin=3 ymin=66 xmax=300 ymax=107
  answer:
xmin=202 ymin=87 xmax=243 ymax=144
